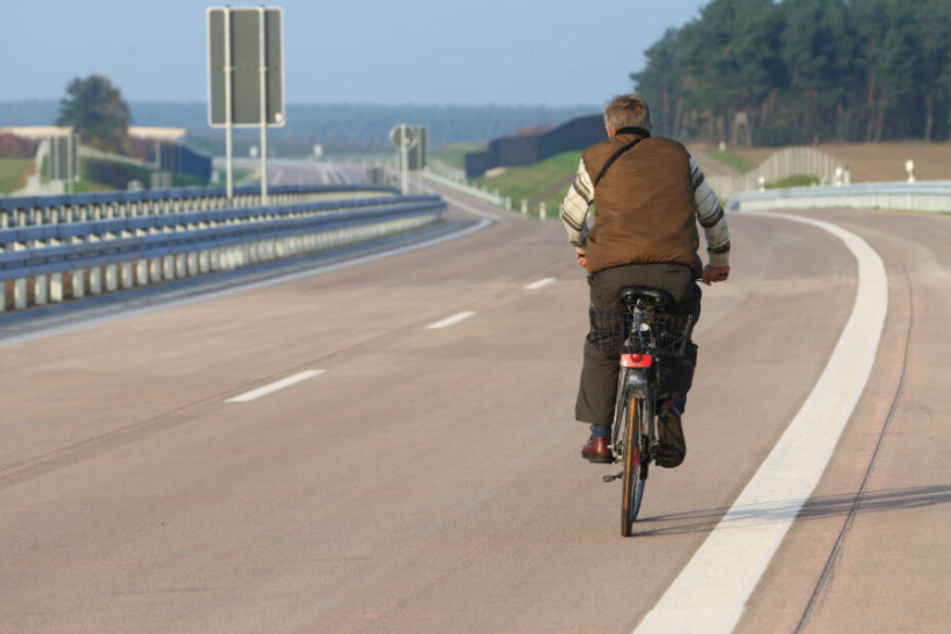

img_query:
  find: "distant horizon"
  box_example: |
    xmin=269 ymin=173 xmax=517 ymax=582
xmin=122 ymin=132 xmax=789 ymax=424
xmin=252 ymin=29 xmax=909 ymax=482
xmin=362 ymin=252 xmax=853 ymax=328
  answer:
xmin=0 ymin=98 xmax=600 ymax=110
xmin=0 ymin=100 xmax=602 ymax=147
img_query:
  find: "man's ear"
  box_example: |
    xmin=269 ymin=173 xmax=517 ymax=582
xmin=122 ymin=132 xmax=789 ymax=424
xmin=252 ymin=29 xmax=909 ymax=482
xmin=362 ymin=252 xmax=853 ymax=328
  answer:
xmin=605 ymin=125 xmax=615 ymax=138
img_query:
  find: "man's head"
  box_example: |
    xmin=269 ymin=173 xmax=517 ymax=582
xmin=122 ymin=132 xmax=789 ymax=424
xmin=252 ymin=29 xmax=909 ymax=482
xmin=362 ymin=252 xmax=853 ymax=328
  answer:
xmin=603 ymin=93 xmax=652 ymax=137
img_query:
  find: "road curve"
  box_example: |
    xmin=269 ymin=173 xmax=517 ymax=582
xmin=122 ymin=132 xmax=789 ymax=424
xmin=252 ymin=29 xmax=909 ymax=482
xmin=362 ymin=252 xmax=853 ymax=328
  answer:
xmin=0 ymin=184 xmax=948 ymax=634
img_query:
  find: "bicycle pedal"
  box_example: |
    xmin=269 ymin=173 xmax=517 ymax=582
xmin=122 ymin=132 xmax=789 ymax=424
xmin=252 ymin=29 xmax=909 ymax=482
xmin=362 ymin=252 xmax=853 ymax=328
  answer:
xmin=602 ymin=472 xmax=623 ymax=483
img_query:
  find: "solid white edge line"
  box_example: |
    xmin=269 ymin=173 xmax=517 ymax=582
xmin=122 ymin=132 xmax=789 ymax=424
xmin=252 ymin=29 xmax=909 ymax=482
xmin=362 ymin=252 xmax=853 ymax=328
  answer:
xmin=0 ymin=218 xmax=494 ymax=350
xmin=633 ymin=213 xmax=888 ymax=634
xmin=226 ymin=370 xmax=325 ymax=403
xmin=524 ymin=277 xmax=556 ymax=291
xmin=425 ymin=311 xmax=476 ymax=330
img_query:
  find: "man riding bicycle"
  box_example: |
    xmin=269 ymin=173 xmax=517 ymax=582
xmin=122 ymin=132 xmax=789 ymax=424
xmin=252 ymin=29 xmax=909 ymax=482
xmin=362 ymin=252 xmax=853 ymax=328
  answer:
xmin=560 ymin=93 xmax=731 ymax=468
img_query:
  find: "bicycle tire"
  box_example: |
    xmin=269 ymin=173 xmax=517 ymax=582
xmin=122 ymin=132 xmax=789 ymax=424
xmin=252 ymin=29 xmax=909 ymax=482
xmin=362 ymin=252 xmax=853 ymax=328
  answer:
xmin=621 ymin=392 xmax=648 ymax=536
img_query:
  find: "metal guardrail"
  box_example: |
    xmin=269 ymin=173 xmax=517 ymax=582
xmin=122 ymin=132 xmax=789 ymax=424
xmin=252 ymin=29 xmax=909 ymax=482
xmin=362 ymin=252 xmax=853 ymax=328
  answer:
xmin=728 ymin=181 xmax=951 ymax=213
xmin=0 ymin=183 xmax=398 ymax=229
xmin=0 ymin=190 xmax=445 ymax=312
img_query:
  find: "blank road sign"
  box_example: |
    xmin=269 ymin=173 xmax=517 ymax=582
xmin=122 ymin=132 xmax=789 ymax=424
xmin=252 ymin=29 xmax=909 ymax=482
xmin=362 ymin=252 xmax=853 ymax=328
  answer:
xmin=409 ymin=126 xmax=428 ymax=171
xmin=208 ymin=7 xmax=285 ymax=127
xmin=50 ymin=135 xmax=78 ymax=181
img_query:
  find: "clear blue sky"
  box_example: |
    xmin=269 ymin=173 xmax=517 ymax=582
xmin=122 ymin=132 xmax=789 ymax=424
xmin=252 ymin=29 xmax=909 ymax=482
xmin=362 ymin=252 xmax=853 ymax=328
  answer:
xmin=1 ymin=0 xmax=708 ymax=106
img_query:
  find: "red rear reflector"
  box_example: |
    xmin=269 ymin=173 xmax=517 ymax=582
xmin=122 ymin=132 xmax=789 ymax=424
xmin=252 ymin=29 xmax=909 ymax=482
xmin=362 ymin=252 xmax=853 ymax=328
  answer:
xmin=621 ymin=354 xmax=652 ymax=368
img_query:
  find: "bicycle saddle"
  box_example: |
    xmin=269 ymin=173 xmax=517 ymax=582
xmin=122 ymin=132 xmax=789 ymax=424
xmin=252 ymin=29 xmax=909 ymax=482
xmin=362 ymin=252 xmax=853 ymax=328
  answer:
xmin=618 ymin=286 xmax=673 ymax=309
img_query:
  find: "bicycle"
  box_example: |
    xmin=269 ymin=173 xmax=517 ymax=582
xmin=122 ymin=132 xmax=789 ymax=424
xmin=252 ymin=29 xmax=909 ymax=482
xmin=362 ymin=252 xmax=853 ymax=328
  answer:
xmin=599 ymin=286 xmax=695 ymax=537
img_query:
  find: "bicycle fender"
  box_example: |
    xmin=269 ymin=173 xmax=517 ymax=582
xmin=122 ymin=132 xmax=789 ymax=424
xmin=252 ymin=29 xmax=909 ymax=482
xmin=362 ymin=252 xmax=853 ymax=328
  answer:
xmin=624 ymin=369 xmax=650 ymax=399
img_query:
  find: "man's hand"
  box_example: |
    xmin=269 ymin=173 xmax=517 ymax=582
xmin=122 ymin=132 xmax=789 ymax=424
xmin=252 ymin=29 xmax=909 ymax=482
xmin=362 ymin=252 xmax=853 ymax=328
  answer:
xmin=575 ymin=248 xmax=587 ymax=268
xmin=701 ymin=265 xmax=730 ymax=285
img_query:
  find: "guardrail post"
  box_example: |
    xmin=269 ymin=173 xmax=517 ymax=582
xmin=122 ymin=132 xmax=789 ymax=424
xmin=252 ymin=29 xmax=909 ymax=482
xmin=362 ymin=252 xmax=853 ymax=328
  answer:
xmin=199 ymin=251 xmax=210 ymax=274
xmin=50 ymin=274 xmax=63 ymax=302
xmin=105 ymin=265 xmax=118 ymax=292
xmin=539 ymin=202 xmax=547 ymax=219
xmin=521 ymin=199 xmax=528 ymax=215
xmin=72 ymin=271 xmax=85 ymax=298
xmin=89 ymin=268 xmax=102 ymax=295
xmin=34 ymin=275 xmax=49 ymax=305
xmin=135 ymin=260 xmax=148 ymax=286
xmin=120 ymin=263 xmax=134 ymax=289
xmin=149 ymin=258 xmax=162 ymax=283
xmin=0 ymin=283 xmax=6 ymax=312
xmin=175 ymin=254 xmax=187 ymax=278
xmin=14 ymin=279 xmax=27 ymax=309
xmin=163 ymin=256 xmax=175 ymax=281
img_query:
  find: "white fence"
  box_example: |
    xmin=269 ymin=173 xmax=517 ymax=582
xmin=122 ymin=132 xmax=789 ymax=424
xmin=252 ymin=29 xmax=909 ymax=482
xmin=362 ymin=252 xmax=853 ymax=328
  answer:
xmin=422 ymin=169 xmax=506 ymax=207
xmin=709 ymin=147 xmax=844 ymax=201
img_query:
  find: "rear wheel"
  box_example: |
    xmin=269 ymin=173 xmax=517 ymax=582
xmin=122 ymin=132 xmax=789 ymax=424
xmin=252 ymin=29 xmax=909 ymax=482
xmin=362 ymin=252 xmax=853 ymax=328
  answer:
xmin=621 ymin=393 xmax=648 ymax=536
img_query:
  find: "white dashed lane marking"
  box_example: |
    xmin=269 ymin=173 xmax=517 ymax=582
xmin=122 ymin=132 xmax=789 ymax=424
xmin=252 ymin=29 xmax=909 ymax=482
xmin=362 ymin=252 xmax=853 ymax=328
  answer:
xmin=226 ymin=370 xmax=326 ymax=403
xmin=524 ymin=278 xmax=556 ymax=290
xmin=425 ymin=311 xmax=476 ymax=330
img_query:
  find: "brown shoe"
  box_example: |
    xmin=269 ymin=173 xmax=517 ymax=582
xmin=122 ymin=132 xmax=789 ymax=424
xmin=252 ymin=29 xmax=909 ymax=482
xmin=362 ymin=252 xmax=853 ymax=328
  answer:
xmin=582 ymin=436 xmax=613 ymax=463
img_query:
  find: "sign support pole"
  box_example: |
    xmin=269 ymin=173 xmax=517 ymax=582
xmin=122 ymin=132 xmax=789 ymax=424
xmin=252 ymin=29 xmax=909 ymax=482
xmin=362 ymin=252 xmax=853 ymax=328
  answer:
xmin=224 ymin=7 xmax=234 ymax=201
xmin=258 ymin=6 xmax=269 ymax=205
xmin=66 ymin=134 xmax=74 ymax=195
xmin=400 ymin=124 xmax=408 ymax=195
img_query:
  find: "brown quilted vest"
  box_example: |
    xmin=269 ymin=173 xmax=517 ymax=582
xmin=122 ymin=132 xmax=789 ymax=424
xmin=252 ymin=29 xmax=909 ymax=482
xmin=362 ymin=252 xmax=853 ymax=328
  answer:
xmin=582 ymin=131 xmax=701 ymax=276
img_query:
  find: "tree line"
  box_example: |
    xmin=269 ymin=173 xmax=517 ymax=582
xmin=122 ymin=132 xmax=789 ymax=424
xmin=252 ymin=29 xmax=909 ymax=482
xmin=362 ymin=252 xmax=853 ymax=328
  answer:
xmin=632 ymin=0 xmax=951 ymax=146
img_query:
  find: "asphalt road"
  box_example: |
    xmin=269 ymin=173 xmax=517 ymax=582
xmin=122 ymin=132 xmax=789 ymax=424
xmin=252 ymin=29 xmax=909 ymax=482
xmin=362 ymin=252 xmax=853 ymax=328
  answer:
xmin=0 ymin=183 xmax=948 ymax=634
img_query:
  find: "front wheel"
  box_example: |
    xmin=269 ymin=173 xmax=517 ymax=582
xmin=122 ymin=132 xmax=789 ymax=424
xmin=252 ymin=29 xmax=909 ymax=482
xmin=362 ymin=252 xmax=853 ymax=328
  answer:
xmin=621 ymin=393 xmax=648 ymax=536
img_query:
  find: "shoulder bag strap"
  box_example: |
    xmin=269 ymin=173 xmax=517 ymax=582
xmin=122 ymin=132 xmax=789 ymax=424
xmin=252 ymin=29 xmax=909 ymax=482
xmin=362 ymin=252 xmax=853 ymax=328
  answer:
xmin=594 ymin=128 xmax=651 ymax=186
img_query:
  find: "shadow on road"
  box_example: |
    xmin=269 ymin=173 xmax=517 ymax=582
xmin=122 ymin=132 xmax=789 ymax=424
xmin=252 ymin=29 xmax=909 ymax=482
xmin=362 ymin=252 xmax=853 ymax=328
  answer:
xmin=632 ymin=485 xmax=951 ymax=537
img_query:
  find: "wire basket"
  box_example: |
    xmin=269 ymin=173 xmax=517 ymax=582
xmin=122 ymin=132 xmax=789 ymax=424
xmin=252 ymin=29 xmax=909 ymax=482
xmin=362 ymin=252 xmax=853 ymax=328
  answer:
xmin=588 ymin=308 xmax=694 ymax=355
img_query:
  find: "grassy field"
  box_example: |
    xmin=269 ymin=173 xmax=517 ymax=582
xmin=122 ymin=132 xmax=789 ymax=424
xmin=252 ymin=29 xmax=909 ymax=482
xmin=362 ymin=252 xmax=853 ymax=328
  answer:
xmin=473 ymin=150 xmax=581 ymax=217
xmin=432 ymin=143 xmax=485 ymax=170
xmin=766 ymin=174 xmax=820 ymax=189
xmin=816 ymin=142 xmax=951 ymax=182
xmin=702 ymin=149 xmax=753 ymax=174
xmin=0 ymin=158 xmax=31 ymax=194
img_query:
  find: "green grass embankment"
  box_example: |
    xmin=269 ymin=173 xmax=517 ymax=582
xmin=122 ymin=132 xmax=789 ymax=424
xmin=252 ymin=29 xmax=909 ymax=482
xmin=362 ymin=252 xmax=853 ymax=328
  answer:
xmin=703 ymin=150 xmax=752 ymax=174
xmin=0 ymin=158 xmax=32 ymax=194
xmin=472 ymin=150 xmax=582 ymax=218
xmin=765 ymin=174 xmax=820 ymax=189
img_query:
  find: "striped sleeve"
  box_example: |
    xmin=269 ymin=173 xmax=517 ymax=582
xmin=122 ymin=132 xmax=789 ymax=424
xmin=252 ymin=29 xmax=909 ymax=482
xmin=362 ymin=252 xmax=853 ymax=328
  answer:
xmin=689 ymin=155 xmax=731 ymax=268
xmin=560 ymin=158 xmax=594 ymax=247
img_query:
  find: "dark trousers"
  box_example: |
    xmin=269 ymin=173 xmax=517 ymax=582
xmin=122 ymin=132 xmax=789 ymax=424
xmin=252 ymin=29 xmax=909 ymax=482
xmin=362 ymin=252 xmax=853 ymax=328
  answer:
xmin=575 ymin=263 xmax=701 ymax=426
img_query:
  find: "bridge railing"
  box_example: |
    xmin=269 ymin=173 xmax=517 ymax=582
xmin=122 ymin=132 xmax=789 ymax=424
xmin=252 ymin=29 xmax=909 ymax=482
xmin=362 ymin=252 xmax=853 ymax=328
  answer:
xmin=728 ymin=181 xmax=951 ymax=213
xmin=0 ymin=190 xmax=444 ymax=313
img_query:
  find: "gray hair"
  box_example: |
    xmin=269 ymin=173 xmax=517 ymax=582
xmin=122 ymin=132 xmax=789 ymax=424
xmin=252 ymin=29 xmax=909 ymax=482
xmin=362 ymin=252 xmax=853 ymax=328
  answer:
xmin=604 ymin=93 xmax=651 ymax=131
